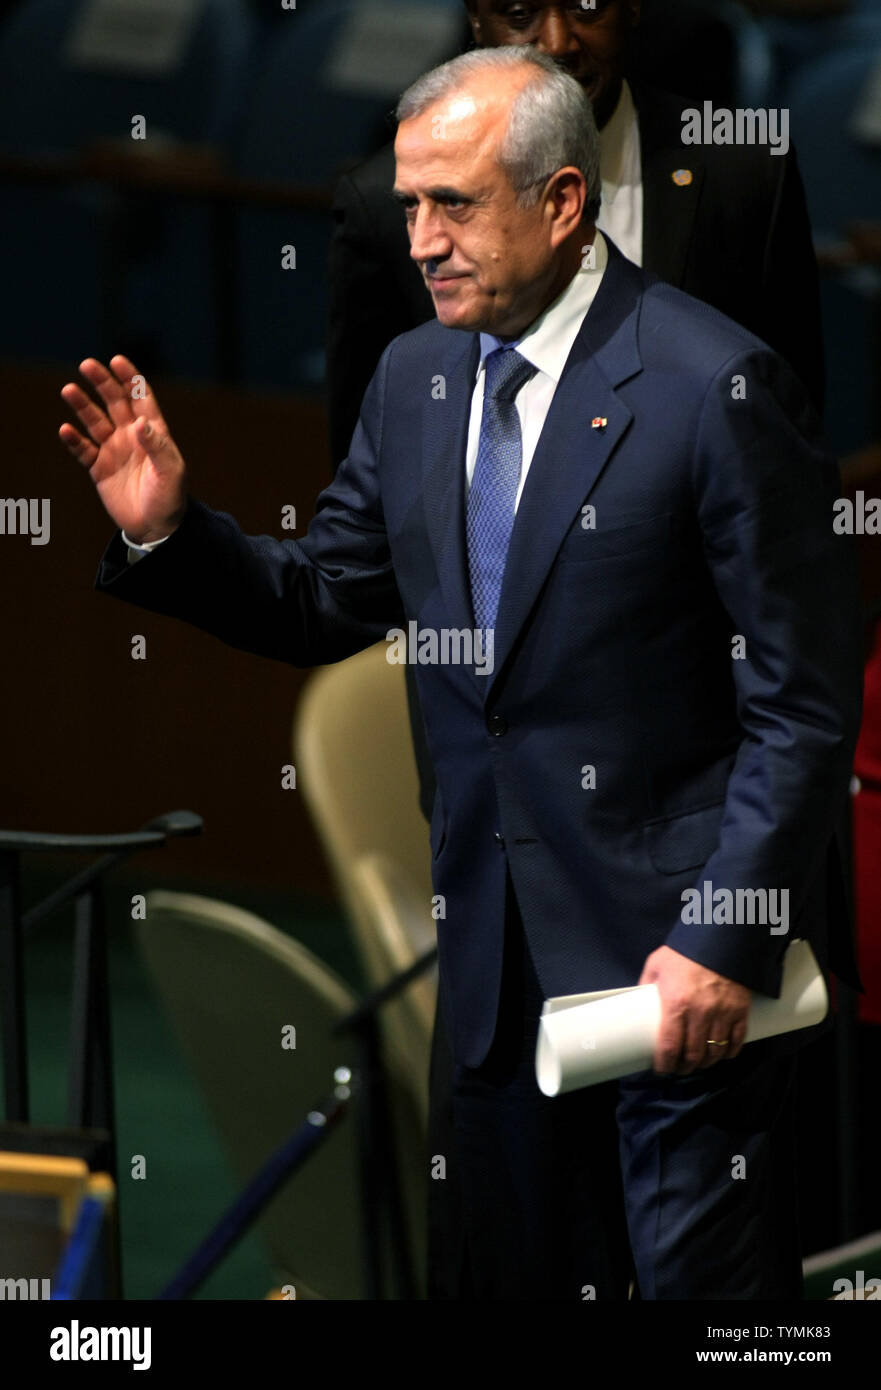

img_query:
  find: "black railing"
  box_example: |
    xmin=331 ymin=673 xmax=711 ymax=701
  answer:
xmin=0 ymin=810 xmax=204 ymax=1295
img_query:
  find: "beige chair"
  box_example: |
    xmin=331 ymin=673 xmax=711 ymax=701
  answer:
xmin=348 ymin=853 xmax=438 ymax=1125
xmin=802 ymin=1230 xmax=881 ymax=1300
xmin=293 ymin=644 xmax=437 ymax=1118
xmin=136 ymin=890 xmax=427 ymax=1299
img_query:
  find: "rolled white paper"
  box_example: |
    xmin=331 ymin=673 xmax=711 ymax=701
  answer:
xmin=536 ymin=938 xmax=827 ymax=1097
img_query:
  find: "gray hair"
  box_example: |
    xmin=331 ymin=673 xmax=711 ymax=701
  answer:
xmin=396 ymin=47 xmax=601 ymax=224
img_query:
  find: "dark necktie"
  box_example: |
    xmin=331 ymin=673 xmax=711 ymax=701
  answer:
xmin=466 ymin=347 xmax=537 ymax=632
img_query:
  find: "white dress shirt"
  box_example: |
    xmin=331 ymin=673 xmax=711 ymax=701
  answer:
xmin=596 ymin=78 xmax=643 ymax=268
xmin=124 ymin=529 xmax=170 ymax=561
xmin=468 ymin=229 xmax=609 ymax=514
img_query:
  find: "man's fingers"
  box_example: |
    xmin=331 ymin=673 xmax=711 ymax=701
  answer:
xmin=78 ymin=357 xmax=134 ymax=429
xmin=696 ymin=1014 xmax=746 ymax=1069
xmin=58 ymin=421 xmax=98 ymax=468
xmin=109 ymin=354 xmax=148 ymax=397
xmin=654 ymin=1011 xmax=686 ymax=1076
xmin=696 ymin=1019 xmax=726 ymax=1069
xmin=661 ymin=1007 xmax=748 ymax=1075
xmin=680 ymin=1011 xmax=712 ymax=1074
xmin=727 ymin=1017 xmax=747 ymax=1061
xmin=60 ymin=382 xmax=114 ymax=445
xmin=109 ymin=354 xmax=170 ymax=434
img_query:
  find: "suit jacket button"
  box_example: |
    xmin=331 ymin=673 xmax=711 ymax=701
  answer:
xmin=494 ymin=832 xmax=505 ymax=848
xmin=487 ymin=713 xmax=508 ymax=736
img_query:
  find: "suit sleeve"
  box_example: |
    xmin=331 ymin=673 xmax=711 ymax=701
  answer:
xmin=326 ymin=173 xmax=417 ymax=472
xmin=663 ymin=347 xmax=861 ymax=994
xmin=759 ymin=148 xmax=825 ymax=418
xmin=94 ymin=345 xmax=406 ymax=666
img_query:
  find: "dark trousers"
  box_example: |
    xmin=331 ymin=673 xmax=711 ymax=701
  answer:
xmin=427 ymin=868 xmax=804 ymax=1300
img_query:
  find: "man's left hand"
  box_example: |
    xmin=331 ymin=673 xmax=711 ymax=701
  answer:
xmin=638 ymin=946 xmax=751 ymax=1076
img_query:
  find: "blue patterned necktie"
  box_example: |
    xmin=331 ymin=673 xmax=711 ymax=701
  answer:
xmin=466 ymin=347 xmax=538 ymax=632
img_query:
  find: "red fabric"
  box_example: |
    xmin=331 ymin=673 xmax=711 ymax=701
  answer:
xmin=854 ymin=788 xmax=881 ymax=1024
xmin=855 ymin=619 xmax=881 ymax=784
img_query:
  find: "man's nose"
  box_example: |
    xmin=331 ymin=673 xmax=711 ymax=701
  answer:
xmin=534 ymin=9 xmax=582 ymax=64
xmin=408 ymin=206 xmax=452 ymax=265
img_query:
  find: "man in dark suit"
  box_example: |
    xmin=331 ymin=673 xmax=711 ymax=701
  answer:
xmin=326 ymin=0 xmax=829 ymax=1298
xmin=60 ymin=48 xmax=860 ymax=1298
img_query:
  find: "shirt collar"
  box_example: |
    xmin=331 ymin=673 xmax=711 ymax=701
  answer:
xmin=478 ymin=229 xmax=609 ymax=386
xmin=598 ymin=78 xmax=637 ymax=188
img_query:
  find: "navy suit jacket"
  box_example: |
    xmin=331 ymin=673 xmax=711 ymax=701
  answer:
xmin=96 ymin=239 xmax=862 ymax=1069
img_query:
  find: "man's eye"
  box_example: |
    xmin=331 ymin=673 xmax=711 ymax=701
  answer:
xmin=502 ymin=6 xmax=536 ymax=28
xmin=501 ymin=0 xmax=609 ymax=31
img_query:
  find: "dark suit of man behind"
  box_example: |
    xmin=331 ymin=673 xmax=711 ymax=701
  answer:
xmin=65 ymin=52 xmax=861 ymax=1299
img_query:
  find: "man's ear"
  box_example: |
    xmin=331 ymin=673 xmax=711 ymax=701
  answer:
xmin=546 ymin=169 xmax=587 ymax=245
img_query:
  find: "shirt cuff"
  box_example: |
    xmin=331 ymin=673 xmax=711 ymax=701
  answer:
xmin=122 ymin=529 xmax=172 ymax=565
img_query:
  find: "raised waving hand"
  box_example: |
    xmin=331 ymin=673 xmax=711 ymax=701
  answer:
xmin=59 ymin=355 xmax=188 ymax=544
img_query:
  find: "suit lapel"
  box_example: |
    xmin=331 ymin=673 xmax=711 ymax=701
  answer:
xmin=484 ymin=244 xmax=643 ymax=703
xmin=422 ymin=241 xmax=646 ymax=704
xmin=421 ymin=330 xmax=481 ymax=664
